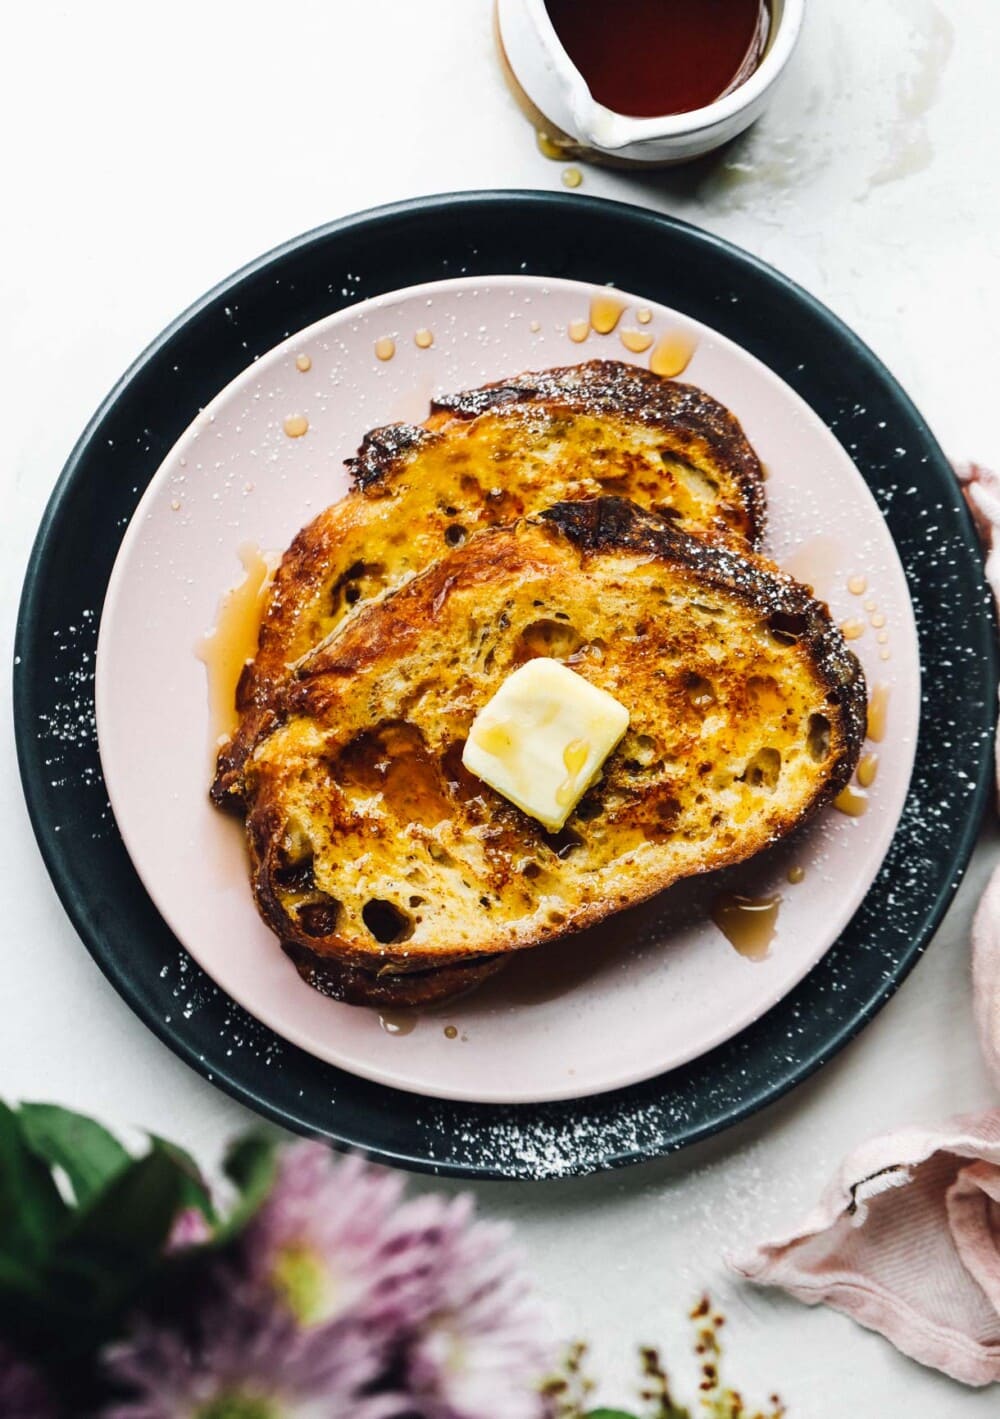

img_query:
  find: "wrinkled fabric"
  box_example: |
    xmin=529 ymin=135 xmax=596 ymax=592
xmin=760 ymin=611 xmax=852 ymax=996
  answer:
xmin=973 ymin=867 xmax=1000 ymax=1096
xmin=730 ymin=462 xmax=1000 ymax=1386
xmin=731 ymin=1115 xmax=1000 ymax=1386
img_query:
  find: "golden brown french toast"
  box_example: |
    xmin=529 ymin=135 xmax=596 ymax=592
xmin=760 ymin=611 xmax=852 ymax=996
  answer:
xmin=242 ymin=499 xmax=865 ymax=1007
xmin=212 ymin=361 xmax=766 ymax=809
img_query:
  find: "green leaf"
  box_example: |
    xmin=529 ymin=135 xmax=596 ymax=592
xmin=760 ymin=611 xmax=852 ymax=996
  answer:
xmin=58 ymin=1144 xmax=189 ymax=1267
xmin=18 ymin=1103 xmax=130 ymax=1208
xmin=32 ymin=1144 xmax=194 ymax=1358
xmin=217 ymin=1132 xmax=278 ymax=1241
xmin=149 ymin=1135 xmax=216 ymax=1222
xmin=584 ymin=1410 xmax=643 ymax=1418
xmin=0 ymin=1099 xmax=68 ymax=1264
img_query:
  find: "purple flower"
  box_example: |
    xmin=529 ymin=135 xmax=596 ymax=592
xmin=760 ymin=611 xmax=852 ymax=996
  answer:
xmin=165 ymin=1206 xmax=213 ymax=1254
xmin=400 ymin=1195 xmax=554 ymax=1419
xmin=105 ymin=1143 xmax=552 ymax=1419
xmin=101 ymin=1280 xmax=407 ymax=1419
xmin=241 ymin=1145 xmax=553 ymax=1417
xmin=0 ymin=1342 xmax=58 ymax=1419
xmin=240 ymin=1145 xmax=437 ymax=1330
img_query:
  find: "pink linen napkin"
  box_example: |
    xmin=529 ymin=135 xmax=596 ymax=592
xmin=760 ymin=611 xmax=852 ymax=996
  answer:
xmin=730 ymin=461 xmax=1000 ymax=1387
xmin=732 ymin=1115 xmax=1000 ymax=1385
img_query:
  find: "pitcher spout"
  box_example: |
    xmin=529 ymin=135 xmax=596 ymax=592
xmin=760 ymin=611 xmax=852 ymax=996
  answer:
xmin=567 ymin=94 xmax=638 ymax=153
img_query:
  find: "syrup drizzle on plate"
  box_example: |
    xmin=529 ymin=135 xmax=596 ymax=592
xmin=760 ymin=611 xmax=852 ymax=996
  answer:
xmin=711 ymin=892 xmax=781 ymax=961
xmin=196 ymin=545 xmax=274 ymax=743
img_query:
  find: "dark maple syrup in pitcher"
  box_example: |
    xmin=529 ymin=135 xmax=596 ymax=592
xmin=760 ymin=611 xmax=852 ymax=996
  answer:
xmin=544 ymin=0 xmax=770 ymax=118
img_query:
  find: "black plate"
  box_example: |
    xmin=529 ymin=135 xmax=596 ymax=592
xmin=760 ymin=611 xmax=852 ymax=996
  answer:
xmin=15 ymin=192 xmax=997 ymax=1179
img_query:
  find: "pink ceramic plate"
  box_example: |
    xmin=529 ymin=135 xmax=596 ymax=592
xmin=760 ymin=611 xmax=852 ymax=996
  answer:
xmin=95 ymin=276 xmax=919 ymax=1104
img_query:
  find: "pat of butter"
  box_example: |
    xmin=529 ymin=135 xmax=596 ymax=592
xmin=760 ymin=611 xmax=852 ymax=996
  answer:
xmin=462 ymin=659 xmax=629 ymax=831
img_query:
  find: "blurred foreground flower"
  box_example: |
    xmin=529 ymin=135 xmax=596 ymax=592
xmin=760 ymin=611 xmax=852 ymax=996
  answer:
xmin=0 ymin=1103 xmax=790 ymax=1417
xmin=242 ymin=1144 xmax=430 ymax=1328
xmin=102 ymin=1280 xmax=403 ymax=1419
xmin=0 ymin=1341 xmax=58 ymax=1419
xmin=103 ymin=1145 xmax=553 ymax=1419
xmin=403 ymin=1194 xmax=552 ymax=1419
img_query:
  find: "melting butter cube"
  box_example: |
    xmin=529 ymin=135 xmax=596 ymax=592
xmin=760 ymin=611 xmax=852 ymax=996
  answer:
xmin=462 ymin=659 xmax=630 ymax=831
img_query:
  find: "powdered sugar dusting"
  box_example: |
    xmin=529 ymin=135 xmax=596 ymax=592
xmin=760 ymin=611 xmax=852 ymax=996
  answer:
xmin=16 ymin=214 xmax=996 ymax=1177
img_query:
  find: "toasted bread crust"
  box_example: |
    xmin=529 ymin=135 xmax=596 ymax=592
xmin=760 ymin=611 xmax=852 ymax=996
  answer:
xmin=279 ymin=939 xmax=506 ymax=1007
xmin=427 ymin=360 xmax=767 ymax=542
xmin=243 ymin=499 xmax=865 ymax=1004
xmin=211 ymin=361 xmax=766 ymax=810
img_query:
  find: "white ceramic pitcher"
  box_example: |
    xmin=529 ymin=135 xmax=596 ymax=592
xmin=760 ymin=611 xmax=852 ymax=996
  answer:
xmin=496 ymin=0 xmax=805 ymax=166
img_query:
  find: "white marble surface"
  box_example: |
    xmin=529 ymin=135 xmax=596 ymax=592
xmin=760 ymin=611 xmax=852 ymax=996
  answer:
xmin=2 ymin=0 xmax=999 ymax=1412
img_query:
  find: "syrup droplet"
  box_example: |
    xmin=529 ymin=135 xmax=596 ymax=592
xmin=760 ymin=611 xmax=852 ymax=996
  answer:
xmin=282 ymin=414 xmax=309 ymax=439
xmin=473 ymin=720 xmax=513 ymax=756
xmin=636 ymin=307 xmax=653 ymax=324
xmin=444 ymin=1024 xmax=459 ymax=1040
xmin=787 ymin=865 xmax=805 ymax=884
xmin=879 ymin=649 xmax=891 ymax=661
xmin=857 ymin=752 xmax=879 ymax=789
xmin=864 ymin=597 xmax=877 ymax=613
xmin=867 ymin=683 xmax=890 ymax=742
xmin=589 ymin=292 xmax=625 ymax=334
xmin=621 ymin=328 xmax=654 ymax=354
xmin=295 ymin=353 xmax=312 ymax=372
xmin=834 ymin=784 xmax=869 ymax=817
xmin=564 ymin=738 xmax=589 ymax=775
xmin=562 ymin=165 xmax=583 ymax=188
xmin=374 ymin=336 xmax=396 ymax=361
xmin=847 ymin=574 xmax=867 ymax=595
xmin=568 ymin=318 xmax=590 ymax=343
xmin=536 ymin=129 xmax=570 ymax=160
xmin=530 ymin=319 xmax=541 ymax=332
xmin=555 ymin=738 xmax=590 ymax=805
xmin=196 ymin=545 xmax=275 ymax=743
xmin=711 ymin=893 xmax=781 ymax=961
xmin=876 ymin=630 xmax=889 ymax=645
xmin=870 ymin=611 xmax=886 ymax=629
xmin=170 ymin=498 xmax=181 ymax=512
xmin=840 ymin=618 xmax=865 ymax=640
xmin=414 ymin=328 xmax=434 ymax=349
xmin=379 ymin=1011 xmax=417 ymax=1036
xmin=649 ymin=331 xmax=696 ymax=377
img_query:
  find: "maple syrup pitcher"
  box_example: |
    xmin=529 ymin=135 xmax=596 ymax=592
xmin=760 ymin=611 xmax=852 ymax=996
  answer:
xmin=497 ymin=0 xmax=800 ymax=164
xmin=544 ymin=0 xmax=771 ymax=117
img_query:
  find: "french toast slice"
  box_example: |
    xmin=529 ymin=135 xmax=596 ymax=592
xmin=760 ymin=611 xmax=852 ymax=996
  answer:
xmin=212 ymin=361 xmax=766 ymax=808
xmin=243 ymin=498 xmax=866 ymax=1007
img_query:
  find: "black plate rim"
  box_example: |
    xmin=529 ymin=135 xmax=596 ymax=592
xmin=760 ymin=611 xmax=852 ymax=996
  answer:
xmin=14 ymin=190 xmax=998 ymax=1177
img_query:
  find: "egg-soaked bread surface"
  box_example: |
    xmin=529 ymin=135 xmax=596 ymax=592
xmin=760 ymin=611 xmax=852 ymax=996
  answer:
xmin=242 ymin=500 xmax=865 ymax=1007
xmin=212 ymin=361 xmax=766 ymax=809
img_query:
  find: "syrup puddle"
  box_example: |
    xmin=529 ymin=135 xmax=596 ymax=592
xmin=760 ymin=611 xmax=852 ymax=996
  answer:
xmin=196 ymin=544 xmax=276 ymax=744
xmin=711 ymin=892 xmax=781 ymax=961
